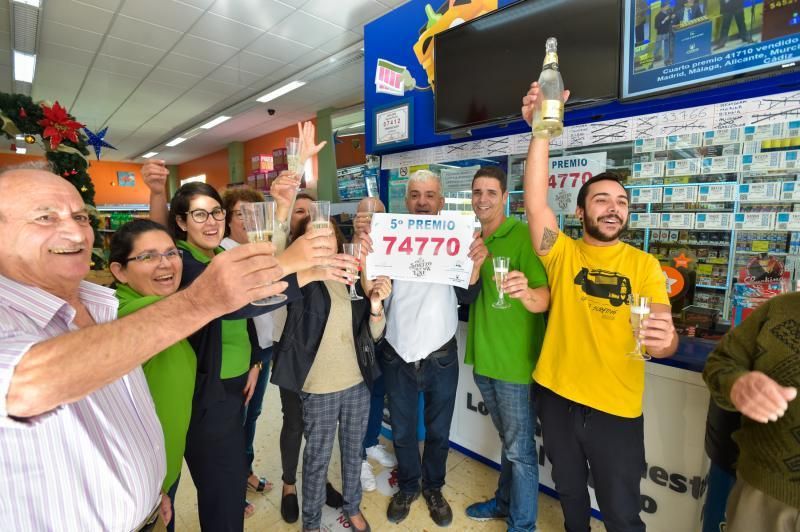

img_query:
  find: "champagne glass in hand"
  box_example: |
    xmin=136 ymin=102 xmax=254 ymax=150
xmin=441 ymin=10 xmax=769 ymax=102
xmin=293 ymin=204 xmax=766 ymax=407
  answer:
xmin=628 ymin=294 xmax=651 ymax=360
xmin=241 ymin=201 xmax=287 ymax=304
xmin=492 ymin=256 xmax=511 ymax=309
xmin=342 ymin=242 xmax=363 ymax=301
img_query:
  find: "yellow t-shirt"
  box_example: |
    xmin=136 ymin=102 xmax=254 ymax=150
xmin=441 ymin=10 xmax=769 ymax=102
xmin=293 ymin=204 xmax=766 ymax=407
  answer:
xmin=533 ymin=231 xmax=670 ymax=418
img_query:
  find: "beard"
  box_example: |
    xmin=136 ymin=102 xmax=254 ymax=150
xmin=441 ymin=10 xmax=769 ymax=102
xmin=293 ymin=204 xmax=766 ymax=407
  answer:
xmin=583 ymin=214 xmax=627 ymax=242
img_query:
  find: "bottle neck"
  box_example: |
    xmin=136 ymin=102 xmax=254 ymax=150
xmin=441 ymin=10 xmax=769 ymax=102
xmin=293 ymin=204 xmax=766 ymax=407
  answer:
xmin=542 ymin=51 xmax=559 ymax=68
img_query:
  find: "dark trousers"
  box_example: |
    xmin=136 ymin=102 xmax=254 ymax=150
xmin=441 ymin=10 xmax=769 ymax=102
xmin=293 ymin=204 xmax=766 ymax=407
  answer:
xmin=536 ymin=385 xmax=646 ymax=532
xmin=243 ymin=346 xmax=273 ymax=471
xmin=380 ymin=340 xmax=458 ymax=494
xmin=165 ymin=476 xmax=179 ymax=532
xmin=362 ymin=373 xmax=386 ymax=457
xmin=184 ymin=373 xmax=249 ymax=532
xmin=279 ymin=386 xmax=304 ymax=485
xmin=718 ymin=10 xmax=749 ymax=44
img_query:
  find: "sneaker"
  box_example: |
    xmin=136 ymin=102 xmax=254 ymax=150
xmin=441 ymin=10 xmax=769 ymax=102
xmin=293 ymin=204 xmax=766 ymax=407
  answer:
xmin=386 ymin=490 xmax=419 ymax=523
xmin=361 ymin=460 xmax=377 ymax=492
xmin=423 ymin=488 xmax=453 ymax=527
xmin=366 ymin=444 xmax=398 ymax=467
xmin=465 ymin=498 xmax=507 ymax=522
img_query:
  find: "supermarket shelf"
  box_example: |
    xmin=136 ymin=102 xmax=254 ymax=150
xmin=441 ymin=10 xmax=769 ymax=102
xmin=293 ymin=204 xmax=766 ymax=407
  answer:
xmin=696 ymin=284 xmax=727 ymax=290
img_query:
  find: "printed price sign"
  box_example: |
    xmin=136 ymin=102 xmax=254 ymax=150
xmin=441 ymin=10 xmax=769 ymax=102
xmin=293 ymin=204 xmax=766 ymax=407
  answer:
xmin=546 ymin=152 xmax=607 ymax=215
xmin=741 ymin=153 xmax=782 ymax=172
xmin=665 ymin=158 xmax=701 ymax=177
xmin=783 ymin=150 xmax=800 ymax=169
xmin=666 ymin=133 xmax=702 ymax=149
xmin=695 ymin=213 xmax=733 ymax=230
xmin=630 ymin=187 xmax=663 ymax=204
xmin=663 ymin=185 xmax=698 ymax=204
xmin=742 ymin=123 xmax=785 ymax=141
xmin=632 ymin=161 xmax=665 ymax=179
xmin=660 ymin=213 xmax=695 ymax=229
xmin=738 ymin=182 xmax=781 ymax=202
xmin=366 ymin=212 xmax=474 ymax=288
xmin=703 ymin=128 xmax=741 ymax=146
xmin=781 ymin=181 xmax=800 ymax=201
xmin=734 ymin=212 xmax=775 ymax=230
xmin=701 ymin=155 xmax=740 ymax=174
xmin=776 ymin=212 xmax=800 ymax=231
xmin=634 ymin=137 xmax=666 ymax=153
xmin=629 ymin=213 xmax=660 ymax=229
xmin=698 ymin=183 xmax=736 ymax=202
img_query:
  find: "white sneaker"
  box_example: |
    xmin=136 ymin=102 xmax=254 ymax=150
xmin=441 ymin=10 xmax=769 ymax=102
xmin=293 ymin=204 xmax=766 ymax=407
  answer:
xmin=360 ymin=460 xmax=376 ymax=492
xmin=366 ymin=444 xmax=398 ymax=467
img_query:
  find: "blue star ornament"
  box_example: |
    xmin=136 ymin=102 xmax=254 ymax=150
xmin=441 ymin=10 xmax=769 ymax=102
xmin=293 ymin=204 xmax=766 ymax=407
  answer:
xmin=83 ymin=127 xmax=117 ymax=160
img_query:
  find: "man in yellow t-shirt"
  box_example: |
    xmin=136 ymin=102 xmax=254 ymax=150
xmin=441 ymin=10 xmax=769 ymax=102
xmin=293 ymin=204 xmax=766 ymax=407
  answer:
xmin=521 ymin=83 xmax=679 ymax=532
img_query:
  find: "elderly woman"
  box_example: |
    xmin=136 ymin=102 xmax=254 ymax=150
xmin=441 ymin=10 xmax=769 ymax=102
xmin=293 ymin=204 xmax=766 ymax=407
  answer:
xmin=109 ymin=219 xmax=194 ymax=532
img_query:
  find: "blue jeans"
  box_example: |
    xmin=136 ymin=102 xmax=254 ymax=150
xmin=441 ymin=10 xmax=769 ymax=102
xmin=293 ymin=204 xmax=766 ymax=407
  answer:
xmin=654 ymin=32 xmax=670 ymax=61
xmin=362 ymin=374 xmax=386 ymax=458
xmin=474 ymin=373 xmax=539 ymax=532
xmin=165 ymin=476 xmax=179 ymax=532
xmin=380 ymin=341 xmax=459 ymax=494
xmin=243 ymin=346 xmax=273 ymax=471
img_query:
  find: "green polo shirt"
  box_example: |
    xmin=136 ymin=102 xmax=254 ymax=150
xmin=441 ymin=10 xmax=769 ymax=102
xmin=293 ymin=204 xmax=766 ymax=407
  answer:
xmin=178 ymin=240 xmax=251 ymax=379
xmin=466 ymin=217 xmax=548 ymax=384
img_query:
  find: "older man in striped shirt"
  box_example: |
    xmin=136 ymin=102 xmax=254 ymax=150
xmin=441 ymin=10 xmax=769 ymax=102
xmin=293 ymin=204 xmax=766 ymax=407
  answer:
xmin=0 ymin=166 xmax=288 ymax=530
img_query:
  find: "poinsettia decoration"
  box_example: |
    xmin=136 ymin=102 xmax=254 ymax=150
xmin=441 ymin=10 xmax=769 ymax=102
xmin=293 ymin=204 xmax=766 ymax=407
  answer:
xmin=38 ymin=101 xmax=84 ymax=150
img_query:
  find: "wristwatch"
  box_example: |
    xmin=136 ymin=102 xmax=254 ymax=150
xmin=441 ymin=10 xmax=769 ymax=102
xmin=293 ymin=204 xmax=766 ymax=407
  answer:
xmin=252 ymin=361 xmax=263 ymax=371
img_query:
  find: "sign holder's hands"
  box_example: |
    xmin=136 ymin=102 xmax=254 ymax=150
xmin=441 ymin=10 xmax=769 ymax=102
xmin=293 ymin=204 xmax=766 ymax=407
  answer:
xmin=731 ymin=371 xmax=797 ymax=423
xmin=367 ymin=275 xmax=392 ymax=315
xmin=468 ymin=231 xmax=488 ymax=284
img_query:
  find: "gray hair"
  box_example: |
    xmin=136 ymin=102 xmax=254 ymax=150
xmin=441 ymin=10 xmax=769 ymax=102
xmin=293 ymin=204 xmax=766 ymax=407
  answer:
xmin=0 ymin=160 xmax=55 ymax=177
xmin=405 ymin=169 xmax=442 ymax=197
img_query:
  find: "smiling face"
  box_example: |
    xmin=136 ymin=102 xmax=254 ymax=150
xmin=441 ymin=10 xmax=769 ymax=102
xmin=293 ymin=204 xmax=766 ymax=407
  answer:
xmin=177 ymin=195 xmax=224 ymax=253
xmin=290 ymin=197 xmax=312 ymax=238
xmin=0 ymin=169 xmax=94 ymax=299
xmin=228 ymin=200 xmax=249 ymax=244
xmin=406 ymin=178 xmax=444 ymax=215
xmin=471 ymin=176 xmax=507 ymax=226
xmin=577 ymin=179 xmax=629 ymax=245
xmin=110 ymin=230 xmax=182 ymax=297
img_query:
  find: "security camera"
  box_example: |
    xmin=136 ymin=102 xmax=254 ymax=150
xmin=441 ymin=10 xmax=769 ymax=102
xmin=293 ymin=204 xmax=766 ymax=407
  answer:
xmin=267 ymin=108 xmax=276 ymax=116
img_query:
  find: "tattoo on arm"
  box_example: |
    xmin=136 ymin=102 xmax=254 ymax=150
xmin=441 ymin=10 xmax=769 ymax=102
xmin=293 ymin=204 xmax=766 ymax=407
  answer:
xmin=540 ymin=227 xmax=558 ymax=252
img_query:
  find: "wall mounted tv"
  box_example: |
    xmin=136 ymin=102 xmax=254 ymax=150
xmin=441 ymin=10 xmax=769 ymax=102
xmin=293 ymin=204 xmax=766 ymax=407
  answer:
xmin=434 ymin=0 xmax=622 ymax=134
xmin=622 ymin=0 xmax=800 ymax=100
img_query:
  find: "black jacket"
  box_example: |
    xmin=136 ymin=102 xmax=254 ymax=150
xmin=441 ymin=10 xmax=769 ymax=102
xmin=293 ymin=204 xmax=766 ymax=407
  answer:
xmin=271 ymin=281 xmax=382 ymax=394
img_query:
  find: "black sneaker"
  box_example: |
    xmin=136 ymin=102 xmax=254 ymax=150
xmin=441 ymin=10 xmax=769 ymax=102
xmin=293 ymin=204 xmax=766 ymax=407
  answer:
xmin=325 ymin=482 xmax=343 ymax=508
xmin=280 ymin=491 xmax=299 ymax=523
xmin=423 ymin=488 xmax=453 ymax=527
xmin=386 ymin=490 xmax=419 ymax=523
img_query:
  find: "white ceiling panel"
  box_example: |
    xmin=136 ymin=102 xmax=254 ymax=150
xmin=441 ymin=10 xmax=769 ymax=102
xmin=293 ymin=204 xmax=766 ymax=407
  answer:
xmin=174 ymin=0 xmax=216 ymax=10
xmin=188 ymin=12 xmax=263 ymax=49
xmin=119 ymin=0 xmax=205 ymax=34
xmin=225 ymin=51 xmax=283 ymax=77
xmin=146 ymin=68 xmax=202 ymax=90
xmin=208 ymin=0 xmax=294 ymax=31
xmin=100 ymin=36 xmax=168 ymax=65
xmin=265 ymin=49 xmax=329 ymax=81
xmin=302 ymin=0 xmax=387 ymax=30
xmin=172 ymin=34 xmax=237 ymax=65
xmin=245 ymin=32 xmax=312 ymax=63
xmin=93 ymin=54 xmax=153 ymax=79
xmin=40 ymin=21 xmax=105 ymax=52
xmin=71 ymin=70 xmax=140 ymax=120
xmin=42 ymin=0 xmax=115 ymax=34
xmin=194 ymin=77 xmax=243 ymax=98
xmin=319 ymin=31 xmax=362 ymax=55
xmin=159 ymin=52 xmax=219 ymax=77
xmin=109 ymin=15 xmax=184 ymax=51
xmin=269 ymin=11 xmax=344 ymax=49
xmin=78 ymin=0 xmax=123 ymax=11
xmin=38 ymin=41 xmax=96 ymax=68
xmin=208 ymin=63 xmax=264 ymax=87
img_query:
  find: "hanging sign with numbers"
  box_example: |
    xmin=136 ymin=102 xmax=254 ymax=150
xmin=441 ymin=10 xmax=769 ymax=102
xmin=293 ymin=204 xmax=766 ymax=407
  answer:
xmin=366 ymin=212 xmax=475 ymax=288
xmin=546 ymin=152 xmax=607 ymax=215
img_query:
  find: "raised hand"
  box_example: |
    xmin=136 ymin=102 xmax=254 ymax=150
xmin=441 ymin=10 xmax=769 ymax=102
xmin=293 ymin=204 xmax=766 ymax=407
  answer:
xmin=141 ymin=160 xmax=169 ymax=196
xmin=521 ymin=82 xmax=570 ymax=126
xmin=298 ymin=121 xmax=327 ymax=165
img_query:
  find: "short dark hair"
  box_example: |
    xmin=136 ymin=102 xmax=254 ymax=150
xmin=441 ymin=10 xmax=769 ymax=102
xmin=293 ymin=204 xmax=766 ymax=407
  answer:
xmin=471 ymin=166 xmax=507 ymax=193
xmin=576 ymin=172 xmax=628 ymax=210
xmin=167 ymin=182 xmax=224 ymax=242
xmin=109 ymin=219 xmax=172 ymax=266
xmin=222 ymin=187 xmax=264 ymax=237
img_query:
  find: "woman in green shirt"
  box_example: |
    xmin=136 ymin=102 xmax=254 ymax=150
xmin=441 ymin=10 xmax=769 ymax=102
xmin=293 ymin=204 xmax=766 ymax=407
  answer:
xmin=109 ymin=219 xmax=195 ymax=532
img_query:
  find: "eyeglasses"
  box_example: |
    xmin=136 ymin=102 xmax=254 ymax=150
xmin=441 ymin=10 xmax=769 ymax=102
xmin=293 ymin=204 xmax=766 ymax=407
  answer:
xmin=186 ymin=207 xmax=226 ymax=223
xmin=126 ymin=249 xmax=183 ymax=264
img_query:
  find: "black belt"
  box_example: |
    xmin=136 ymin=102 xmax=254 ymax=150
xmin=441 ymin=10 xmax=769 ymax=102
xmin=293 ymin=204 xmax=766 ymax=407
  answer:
xmin=412 ymin=337 xmax=456 ymax=369
xmin=131 ymin=502 xmax=160 ymax=532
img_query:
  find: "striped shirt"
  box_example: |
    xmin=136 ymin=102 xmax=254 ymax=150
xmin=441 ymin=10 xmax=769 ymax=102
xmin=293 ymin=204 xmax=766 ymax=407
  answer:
xmin=0 ymin=274 xmax=166 ymax=531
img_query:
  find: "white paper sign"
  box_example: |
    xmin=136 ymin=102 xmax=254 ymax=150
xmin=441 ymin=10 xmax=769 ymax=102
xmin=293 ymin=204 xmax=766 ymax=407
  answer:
xmin=702 ymin=155 xmax=740 ymax=174
xmin=742 ymin=123 xmax=785 ymax=141
xmin=546 ymin=152 xmax=607 ymax=215
xmin=787 ymin=120 xmax=800 ymax=138
xmin=629 ymin=213 xmax=660 ymax=228
xmin=782 ymin=150 xmax=800 ymax=169
xmin=695 ymin=213 xmax=734 ymax=230
xmin=632 ymin=161 xmax=665 ymax=179
xmin=375 ymin=105 xmax=411 ymax=146
xmin=738 ymin=182 xmax=781 ymax=202
xmin=775 ymin=212 xmax=800 ymax=231
xmin=660 ymin=213 xmax=695 ymax=229
xmin=781 ymin=181 xmax=800 ymax=201
xmin=630 ymin=187 xmax=663 ymax=204
xmin=666 ymin=133 xmax=702 ymax=149
xmin=440 ymin=165 xmax=481 ymax=193
xmin=366 ymin=213 xmax=474 ymax=288
xmin=698 ymin=183 xmax=736 ymax=202
xmin=703 ymin=128 xmax=741 ymax=146
xmin=662 ymin=186 xmax=698 ymax=204
xmin=634 ymin=137 xmax=666 ymax=153
xmin=665 ymin=158 xmax=701 ymax=177
xmin=734 ymin=212 xmax=775 ymax=230
xmin=741 ymin=153 xmax=782 ymax=171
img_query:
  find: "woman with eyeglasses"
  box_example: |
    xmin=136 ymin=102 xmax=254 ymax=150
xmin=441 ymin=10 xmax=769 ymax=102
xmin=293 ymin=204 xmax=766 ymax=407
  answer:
xmin=108 ymin=219 xmax=194 ymax=532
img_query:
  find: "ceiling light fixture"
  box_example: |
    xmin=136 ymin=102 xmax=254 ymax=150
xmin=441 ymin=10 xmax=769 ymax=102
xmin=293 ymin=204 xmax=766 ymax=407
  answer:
xmin=141 ymin=152 xmax=159 ymax=159
xmin=16 ymin=147 xmax=27 ymax=154
xmin=13 ymin=51 xmax=36 ymax=83
xmin=199 ymin=116 xmax=231 ymax=129
xmin=256 ymin=81 xmax=306 ymax=103
xmin=13 ymin=0 xmax=40 ymax=7
xmin=165 ymin=137 xmax=187 ymax=147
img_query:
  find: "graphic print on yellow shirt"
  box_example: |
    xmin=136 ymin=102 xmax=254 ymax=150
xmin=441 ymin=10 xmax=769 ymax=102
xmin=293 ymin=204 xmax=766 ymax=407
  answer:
xmin=533 ymin=230 xmax=670 ymax=418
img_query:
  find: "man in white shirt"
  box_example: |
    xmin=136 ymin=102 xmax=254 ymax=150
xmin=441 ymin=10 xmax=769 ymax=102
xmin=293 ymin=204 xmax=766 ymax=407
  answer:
xmin=359 ymin=170 xmax=487 ymax=526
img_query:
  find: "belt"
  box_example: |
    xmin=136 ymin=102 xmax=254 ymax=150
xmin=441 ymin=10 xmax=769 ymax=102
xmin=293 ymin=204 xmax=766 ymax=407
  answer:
xmin=411 ymin=338 xmax=456 ymax=369
xmin=131 ymin=502 xmax=160 ymax=532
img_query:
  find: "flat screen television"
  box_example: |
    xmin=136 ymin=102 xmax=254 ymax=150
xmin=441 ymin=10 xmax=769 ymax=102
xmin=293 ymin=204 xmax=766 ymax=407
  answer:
xmin=622 ymin=0 xmax=800 ymax=100
xmin=434 ymin=0 xmax=622 ymax=134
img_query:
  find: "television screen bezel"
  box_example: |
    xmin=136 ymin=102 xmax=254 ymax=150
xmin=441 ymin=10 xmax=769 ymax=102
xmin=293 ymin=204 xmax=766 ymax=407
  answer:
xmin=433 ymin=0 xmax=623 ymax=135
xmin=619 ymin=1 xmax=800 ymax=101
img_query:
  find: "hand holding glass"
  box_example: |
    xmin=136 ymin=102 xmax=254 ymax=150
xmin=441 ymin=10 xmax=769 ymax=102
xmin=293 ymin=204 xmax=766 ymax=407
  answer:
xmin=240 ymin=201 xmax=287 ymax=305
xmin=310 ymin=201 xmax=331 ymax=232
xmin=286 ymin=137 xmax=300 ymax=174
xmin=342 ymin=242 xmax=363 ymax=301
xmin=628 ymin=294 xmax=651 ymax=360
xmin=492 ymin=256 xmax=511 ymax=309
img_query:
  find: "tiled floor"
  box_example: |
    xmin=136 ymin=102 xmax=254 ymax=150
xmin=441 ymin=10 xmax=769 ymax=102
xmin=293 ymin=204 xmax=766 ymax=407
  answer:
xmin=164 ymin=382 xmax=606 ymax=531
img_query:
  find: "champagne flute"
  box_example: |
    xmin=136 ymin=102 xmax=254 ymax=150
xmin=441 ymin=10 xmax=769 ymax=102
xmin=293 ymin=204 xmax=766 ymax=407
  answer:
xmin=310 ymin=201 xmax=331 ymax=232
xmin=628 ymin=294 xmax=651 ymax=360
xmin=240 ymin=201 xmax=287 ymax=305
xmin=342 ymin=242 xmax=363 ymax=301
xmin=286 ymin=137 xmax=300 ymax=174
xmin=492 ymin=256 xmax=511 ymax=309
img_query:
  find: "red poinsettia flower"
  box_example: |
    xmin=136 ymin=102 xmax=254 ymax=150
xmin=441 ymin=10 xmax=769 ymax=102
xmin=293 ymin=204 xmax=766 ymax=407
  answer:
xmin=38 ymin=102 xmax=84 ymax=150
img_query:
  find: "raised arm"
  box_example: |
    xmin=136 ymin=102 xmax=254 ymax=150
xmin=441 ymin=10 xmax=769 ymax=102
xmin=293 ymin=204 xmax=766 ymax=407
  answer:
xmin=141 ymin=160 xmax=171 ymax=226
xmin=522 ymin=82 xmax=566 ymax=256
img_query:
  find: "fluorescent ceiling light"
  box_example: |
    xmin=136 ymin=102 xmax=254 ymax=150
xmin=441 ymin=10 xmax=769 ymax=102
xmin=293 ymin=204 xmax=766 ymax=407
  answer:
xmin=16 ymin=147 xmax=27 ymax=154
xmin=141 ymin=152 xmax=159 ymax=159
xmin=200 ymin=116 xmax=231 ymax=129
xmin=256 ymin=81 xmax=305 ymax=103
xmin=13 ymin=0 xmax=40 ymax=7
xmin=13 ymin=51 xmax=36 ymax=83
xmin=165 ymin=137 xmax=187 ymax=147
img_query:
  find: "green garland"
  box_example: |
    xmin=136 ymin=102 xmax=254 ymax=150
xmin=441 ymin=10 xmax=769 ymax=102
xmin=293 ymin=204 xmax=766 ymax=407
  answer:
xmin=0 ymin=92 xmax=104 ymax=269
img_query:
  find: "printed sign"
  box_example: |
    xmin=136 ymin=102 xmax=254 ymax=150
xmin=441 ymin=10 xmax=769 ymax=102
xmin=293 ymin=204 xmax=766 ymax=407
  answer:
xmin=776 ymin=212 xmax=800 ymax=231
xmin=660 ymin=213 xmax=695 ymax=229
xmin=740 ymin=153 xmax=782 ymax=172
xmin=703 ymin=128 xmax=741 ymax=146
xmin=738 ymin=182 xmax=781 ymax=202
xmin=630 ymin=187 xmax=663 ymax=204
xmin=441 ymin=165 xmax=481 ymax=193
xmin=366 ymin=212 xmax=474 ymax=288
xmin=666 ymin=133 xmax=702 ymax=149
xmin=665 ymin=159 xmax=701 ymax=177
xmin=742 ymin=123 xmax=785 ymax=141
xmin=634 ymin=137 xmax=666 ymax=153
xmin=663 ymin=186 xmax=698 ymax=204
xmin=783 ymin=150 xmax=800 ymax=169
xmin=698 ymin=183 xmax=736 ymax=202
xmin=734 ymin=212 xmax=776 ymax=230
xmin=629 ymin=213 xmax=661 ymax=229
xmin=695 ymin=213 xmax=734 ymax=230
xmin=781 ymin=181 xmax=800 ymax=201
xmin=546 ymin=152 xmax=607 ymax=215
xmin=632 ymin=161 xmax=665 ymax=179
xmin=701 ymin=156 xmax=740 ymax=174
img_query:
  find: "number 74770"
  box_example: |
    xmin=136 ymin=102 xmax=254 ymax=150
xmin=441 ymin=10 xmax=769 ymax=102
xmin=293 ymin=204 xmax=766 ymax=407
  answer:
xmin=383 ymin=236 xmax=461 ymax=256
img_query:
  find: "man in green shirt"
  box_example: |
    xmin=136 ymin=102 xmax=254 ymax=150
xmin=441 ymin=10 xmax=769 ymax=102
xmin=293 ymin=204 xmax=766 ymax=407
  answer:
xmin=464 ymin=166 xmax=550 ymax=531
